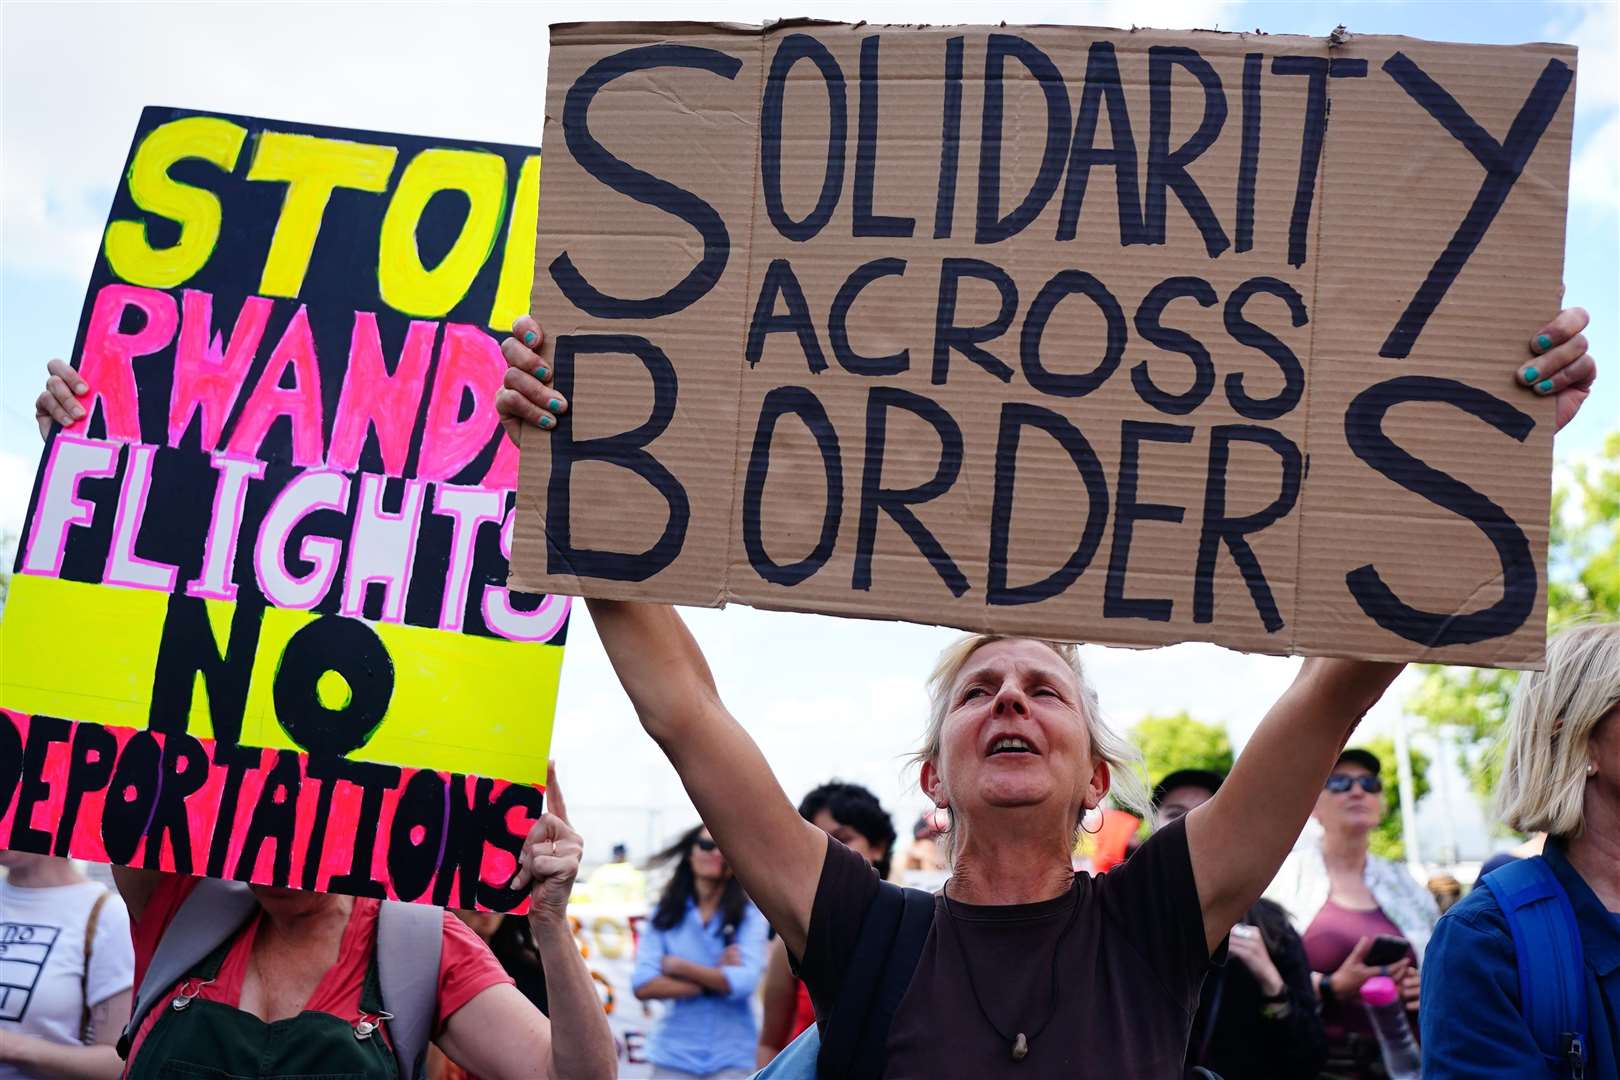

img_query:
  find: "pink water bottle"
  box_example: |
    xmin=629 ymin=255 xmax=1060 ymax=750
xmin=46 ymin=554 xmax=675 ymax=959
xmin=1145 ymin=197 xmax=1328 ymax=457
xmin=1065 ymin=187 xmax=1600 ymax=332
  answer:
xmin=1360 ymin=975 xmax=1421 ymax=1079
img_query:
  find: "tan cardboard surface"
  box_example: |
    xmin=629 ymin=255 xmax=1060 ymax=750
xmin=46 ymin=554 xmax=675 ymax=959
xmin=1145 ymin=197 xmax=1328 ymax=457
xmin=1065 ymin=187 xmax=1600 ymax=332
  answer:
xmin=515 ymin=22 xmax=1574 ymax=668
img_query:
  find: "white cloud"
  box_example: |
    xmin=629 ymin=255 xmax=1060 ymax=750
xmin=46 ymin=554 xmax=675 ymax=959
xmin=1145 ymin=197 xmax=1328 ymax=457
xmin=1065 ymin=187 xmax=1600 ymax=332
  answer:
xmin=0 ymin=448 xmax=35 ymax=536
xmin=1543 ymin=0 xmax=1619 ymax=115
xmin=1544 ymin=1 xmax=1620 ymax=213
xmin=1570 ymin=112 xmax=1620 ymax=212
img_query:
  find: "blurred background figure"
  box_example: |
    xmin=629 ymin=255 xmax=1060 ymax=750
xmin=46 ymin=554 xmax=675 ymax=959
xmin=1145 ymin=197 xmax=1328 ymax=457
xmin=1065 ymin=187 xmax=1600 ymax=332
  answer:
xmin=756 ymin=782 xmax=895 ymax=1067
xmin=1424 ymin=874 xmax=1462 ymax=915
xmin=586 ymin=843 xmax=648 ymax=906
xmin=898 ymin=810 xmax=949 ymax=891
xmin=632 ymin=826 xmax=766 ymax=1079
xmin=1151 ymin=770 xmax=1326 ymax=1080
xmin=0 ymin=853 xmax=132 ymax=1080
xmin=1267 ymin=749 xmax=1438 ymax=1079
xmin=1476 ymin=832 xmax=1546 ymax=878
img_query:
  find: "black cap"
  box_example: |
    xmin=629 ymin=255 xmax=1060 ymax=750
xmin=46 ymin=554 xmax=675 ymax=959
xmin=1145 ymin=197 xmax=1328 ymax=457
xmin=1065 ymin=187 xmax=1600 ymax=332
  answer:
xmin=1152 ymin=768 xmax=1226 ymax=808
xmin=1335 ymin=748 xmax=1382 ymax=776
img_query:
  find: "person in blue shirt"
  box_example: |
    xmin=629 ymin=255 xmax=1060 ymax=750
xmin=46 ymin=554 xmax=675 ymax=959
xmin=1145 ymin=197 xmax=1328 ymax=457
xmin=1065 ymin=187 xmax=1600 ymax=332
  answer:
xmin=1421 ymin=622 xmax=1620 ymax=1079
xmin=633 ymin=825 xmax=768 ymax=1078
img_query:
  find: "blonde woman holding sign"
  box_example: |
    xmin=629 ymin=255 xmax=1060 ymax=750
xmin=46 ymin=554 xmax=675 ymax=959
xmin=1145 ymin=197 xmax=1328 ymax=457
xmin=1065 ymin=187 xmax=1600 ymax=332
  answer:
xmin=493 ymin=308 xmax=1593 ymax=1078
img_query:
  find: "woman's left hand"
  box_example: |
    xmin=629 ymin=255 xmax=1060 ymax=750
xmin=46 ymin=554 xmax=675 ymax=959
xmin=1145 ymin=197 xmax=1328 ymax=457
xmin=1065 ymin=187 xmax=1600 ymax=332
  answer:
xmin=1519 ymin=307 xmax=1595 ymax=432
xmin=1227 ymin=924 xmax=1286 ymax=998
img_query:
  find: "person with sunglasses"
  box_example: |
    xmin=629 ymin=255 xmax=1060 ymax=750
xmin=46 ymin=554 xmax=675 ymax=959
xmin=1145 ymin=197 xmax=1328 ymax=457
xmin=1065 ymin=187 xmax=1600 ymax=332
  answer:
xmin=1265 ymin=749 xmax=1438 ymax=1078
xmin=633 ymin=826 xmax=768 ymax=1078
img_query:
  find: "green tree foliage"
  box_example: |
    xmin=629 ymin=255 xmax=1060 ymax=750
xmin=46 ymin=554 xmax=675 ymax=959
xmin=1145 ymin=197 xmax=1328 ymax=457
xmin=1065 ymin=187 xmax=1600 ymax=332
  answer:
xmin=1131 ymin=711 xmax=1234 ymax=791
xmin=1354 ymin=736 xmax=1431 ymax=861
xmin=1407 ymin=434 xmax=1620 ymax=802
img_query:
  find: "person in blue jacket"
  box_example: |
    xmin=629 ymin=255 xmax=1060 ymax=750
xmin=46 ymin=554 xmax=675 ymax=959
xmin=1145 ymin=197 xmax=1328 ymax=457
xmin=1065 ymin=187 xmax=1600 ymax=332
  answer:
xmin=1421 ymin=622 xmax=1619 ymax=1079
xmin=633 ymin=825 xmax=768 ymax=1078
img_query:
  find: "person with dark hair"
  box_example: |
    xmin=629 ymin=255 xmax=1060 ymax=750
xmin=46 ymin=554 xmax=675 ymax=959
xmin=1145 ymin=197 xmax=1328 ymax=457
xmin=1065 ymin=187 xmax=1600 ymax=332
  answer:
xmin=757 ymin=783 xmax=896 ymax=1067
xmin=632 ymin=826 xmax=767 ymax=1078
xmin=1151 ymin=770 xmax=1327 ymax=1079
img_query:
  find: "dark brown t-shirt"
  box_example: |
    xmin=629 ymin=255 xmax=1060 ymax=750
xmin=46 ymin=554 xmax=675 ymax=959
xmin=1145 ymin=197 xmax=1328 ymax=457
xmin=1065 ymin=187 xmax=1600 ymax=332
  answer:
xmin=798 ymin=817 xmax=1215 ymax=1078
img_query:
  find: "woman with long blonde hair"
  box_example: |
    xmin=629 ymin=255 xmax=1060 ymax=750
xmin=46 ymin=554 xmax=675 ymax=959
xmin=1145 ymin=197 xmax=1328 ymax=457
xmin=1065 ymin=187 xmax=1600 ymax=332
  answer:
xmin=1421 ymin=622 xmax=1620 ymax=1080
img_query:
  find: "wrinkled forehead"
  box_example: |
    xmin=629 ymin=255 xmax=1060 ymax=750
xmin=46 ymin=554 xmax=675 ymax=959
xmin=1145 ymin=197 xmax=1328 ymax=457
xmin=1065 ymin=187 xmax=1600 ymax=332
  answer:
xmin=952 ymin=638 xmax=1081 ymax=696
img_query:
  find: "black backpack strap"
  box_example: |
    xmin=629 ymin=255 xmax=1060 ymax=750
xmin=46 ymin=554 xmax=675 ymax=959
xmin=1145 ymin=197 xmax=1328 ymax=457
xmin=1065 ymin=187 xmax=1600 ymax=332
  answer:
xmin=817 ymin=884 xmax=934 ymax=1080
xmin=118 ymin=879 xmax=257 ymax=1059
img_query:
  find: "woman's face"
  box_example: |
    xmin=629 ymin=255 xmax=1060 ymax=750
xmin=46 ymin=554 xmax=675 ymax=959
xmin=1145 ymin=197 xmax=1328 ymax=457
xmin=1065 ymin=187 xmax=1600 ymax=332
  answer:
xmin=922 ymin=639 xmax=1106 ymax=835
xmin=1312 ymin=761 xmax=1384 ymax=835
xmin=688 ymin=829 xmax=730 ymax=882
xmin=810 ymin=810 xmax=889 ymax=869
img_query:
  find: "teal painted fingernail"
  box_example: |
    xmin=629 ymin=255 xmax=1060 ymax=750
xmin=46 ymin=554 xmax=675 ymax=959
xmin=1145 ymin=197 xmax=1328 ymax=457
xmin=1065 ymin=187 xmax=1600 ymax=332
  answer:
xmin=536 ymin=366 xmax=548 ymax=380
xmin=1523 ymin=366 xmax=1538 ymax=384
xmin=538 ymin=413 xmax=555 ymax=428
xmin=524 ymin=331 xmax=539 ymax=346
xmin=1537 ymin=379 xmax=1554 ymax=394
xmin=1535 ymin=334 xmax=1552 ymax=352
xmin=548 ymin=398 xmax=564 ymax=412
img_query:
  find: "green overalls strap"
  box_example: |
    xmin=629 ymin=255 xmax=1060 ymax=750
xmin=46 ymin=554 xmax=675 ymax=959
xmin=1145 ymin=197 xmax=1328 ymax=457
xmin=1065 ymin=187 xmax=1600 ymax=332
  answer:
xmin=126 ymin=921 xmax=399 ymax=1080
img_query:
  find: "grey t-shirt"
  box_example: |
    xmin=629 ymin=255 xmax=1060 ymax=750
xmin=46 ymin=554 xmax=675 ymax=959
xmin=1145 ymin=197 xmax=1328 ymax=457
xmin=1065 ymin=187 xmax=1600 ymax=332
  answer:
xmin=797 ymin=816 xmax=1216 ymax=1078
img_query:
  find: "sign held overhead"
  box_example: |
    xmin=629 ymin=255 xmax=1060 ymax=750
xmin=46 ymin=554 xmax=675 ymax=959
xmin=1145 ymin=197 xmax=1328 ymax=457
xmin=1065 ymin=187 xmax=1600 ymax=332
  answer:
xmin=512 ymin=22 xmax=1576 ymax=668
xmin=3 ymin=107 xmax=565 ymax=909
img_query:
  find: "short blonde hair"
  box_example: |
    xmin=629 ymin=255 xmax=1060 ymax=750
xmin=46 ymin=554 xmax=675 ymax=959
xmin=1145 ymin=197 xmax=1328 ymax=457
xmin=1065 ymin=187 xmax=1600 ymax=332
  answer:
xmin=1495 ymin=622 xmax=1620 ymax=839
xmin=911 ymin=634 xmax=1153 ymax=849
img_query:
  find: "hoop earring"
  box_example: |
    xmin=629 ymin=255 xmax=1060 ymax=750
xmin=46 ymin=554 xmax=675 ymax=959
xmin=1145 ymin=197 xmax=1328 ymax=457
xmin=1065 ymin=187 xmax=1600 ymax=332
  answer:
xmin=1079 ymin=809 xmax=1103 ymax=835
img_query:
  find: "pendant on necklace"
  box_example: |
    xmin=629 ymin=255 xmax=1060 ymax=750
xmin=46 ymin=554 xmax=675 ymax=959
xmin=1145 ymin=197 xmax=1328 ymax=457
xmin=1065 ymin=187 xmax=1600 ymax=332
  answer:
xmin=1011 ymin=1033 xmax=1029 ymax=1061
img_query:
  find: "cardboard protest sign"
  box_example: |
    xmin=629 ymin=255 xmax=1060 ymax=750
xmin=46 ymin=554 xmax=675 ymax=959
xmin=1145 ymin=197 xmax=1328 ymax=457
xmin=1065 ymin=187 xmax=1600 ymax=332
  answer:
xmin=1 ymin=107 xmax=563 ymax=909
xmin=513 ymin=22 xmax=1575 ymax=668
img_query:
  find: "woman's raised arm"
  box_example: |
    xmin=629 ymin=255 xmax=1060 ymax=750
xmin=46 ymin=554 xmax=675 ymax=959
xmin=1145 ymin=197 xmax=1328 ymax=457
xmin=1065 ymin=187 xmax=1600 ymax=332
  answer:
xmin=1184 ymin=306 xmax=1596 ymax=951
xmin=498 ymin=318 xmax=827 ymax=955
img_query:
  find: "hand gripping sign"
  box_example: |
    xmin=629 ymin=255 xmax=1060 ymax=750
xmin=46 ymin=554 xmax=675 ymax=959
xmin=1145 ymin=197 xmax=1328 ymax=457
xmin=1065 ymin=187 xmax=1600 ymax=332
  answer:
xmin=1 ymin=108 xmax=563 ymax=910
xmin=511 ymin=21 xmax=1575 ymax=669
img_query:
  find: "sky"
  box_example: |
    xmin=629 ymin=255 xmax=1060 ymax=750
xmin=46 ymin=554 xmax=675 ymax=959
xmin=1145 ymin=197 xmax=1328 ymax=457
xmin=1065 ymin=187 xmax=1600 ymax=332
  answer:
xmin=2 ymin=1 xmax=1616 ymax=864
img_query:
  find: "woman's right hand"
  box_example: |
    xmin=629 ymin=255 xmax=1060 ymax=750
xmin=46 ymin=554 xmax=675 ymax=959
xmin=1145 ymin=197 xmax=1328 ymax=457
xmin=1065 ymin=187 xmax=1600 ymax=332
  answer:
xmin=34 ymin=358 xmax=87 ymax=439
xmin=1329 ymin=935 xmax=1410 ymax=1001
xmin=496 ymin=317 xmax=568 ymax=447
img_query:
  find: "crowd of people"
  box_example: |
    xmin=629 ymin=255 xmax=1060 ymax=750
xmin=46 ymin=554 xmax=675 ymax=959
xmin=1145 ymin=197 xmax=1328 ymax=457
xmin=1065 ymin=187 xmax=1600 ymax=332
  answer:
xmin=5 ymin=306 xmax=1612 ymax=1080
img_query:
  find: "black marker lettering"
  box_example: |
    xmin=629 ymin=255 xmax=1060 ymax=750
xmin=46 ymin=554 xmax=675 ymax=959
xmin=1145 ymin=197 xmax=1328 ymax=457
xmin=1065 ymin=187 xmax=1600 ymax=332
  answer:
xmin=854 ymin=36 xmax=915 ymax=238
xmin=762 ymin=34 xmax=848 ymax=242
xmin=1132 ymin=276 xmax=1218 ymax=415
xmin=551 ymin=44 xmax=742 ymax=317
xmin=1105 ymin=420 xmax=1193 ymax=621
xmin=977 ymin=35 xmax=1073 ymax=244
xmin=988 ymin=403 xmax=1110 ymax=605
xmin=853 ymin=387 xmax=968 ymax=596
xmin=1146 ymin=47 xmax=1229 ymax=257
xmin=1058 ymin=41 xmax=1146 ymax=245
xmin=1194 ymin=425 xmax=1302 ymax=631
xmin=1378 ymin=53 xmax=1571 ymax=357
xmin=747 ymin=259 xmax=829 ymax=373
xmin=1021 ymin=270 xmax=1126 ymax=398
xmin=830 ymin=258 xmax=909 ymax=375
xmin=547 ymin=335 xmax=689 ymax=581
xmin=932 ymin=258 xmax=1018 ymax=385
xmin=1344 ymin=376 xmax=1536 ymax=645
xmin=743 ymin=387 xmax=843 ymax=587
